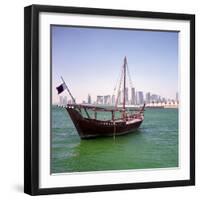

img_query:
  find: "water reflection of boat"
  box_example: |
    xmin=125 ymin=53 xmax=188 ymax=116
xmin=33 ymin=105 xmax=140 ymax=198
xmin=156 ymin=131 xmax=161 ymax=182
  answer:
xmin=57 ymin=57 xmax=145 ymax=139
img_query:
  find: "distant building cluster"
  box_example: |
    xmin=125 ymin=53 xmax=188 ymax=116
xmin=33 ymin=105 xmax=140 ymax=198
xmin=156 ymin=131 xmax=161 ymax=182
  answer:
xmin=81 ymin=88 xmax=179 ymax=107
xmin=59 ymin=88 xmax=179 ymax=108
xmin=96 ymin=95 xmax=113 ymax=105
xmin=59 ymin=96 xmax=76 ymax=106
xmin=59 ymin=96 xmax=67 ymax=106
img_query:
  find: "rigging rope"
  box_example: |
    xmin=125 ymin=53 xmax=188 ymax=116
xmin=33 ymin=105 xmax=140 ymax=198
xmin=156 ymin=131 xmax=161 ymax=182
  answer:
xmin=112 ymin=64 xmax=124 ymax=97
xmin=126 ymin=63 xmax=134 ymax=89
xmin=113 ymin=58 xmax=134 ymax=109
xmin=115 ymin=65 xmax=124 ymax=109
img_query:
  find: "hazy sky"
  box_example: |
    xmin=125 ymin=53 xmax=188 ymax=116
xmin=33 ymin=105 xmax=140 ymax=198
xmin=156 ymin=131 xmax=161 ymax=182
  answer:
xmin=52 ymin=25 xmax=178 ymax=104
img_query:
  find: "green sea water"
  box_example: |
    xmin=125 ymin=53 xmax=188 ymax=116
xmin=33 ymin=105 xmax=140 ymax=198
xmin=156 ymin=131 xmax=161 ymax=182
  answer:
xmin=51 ymin=106 xmax=178 ymax=173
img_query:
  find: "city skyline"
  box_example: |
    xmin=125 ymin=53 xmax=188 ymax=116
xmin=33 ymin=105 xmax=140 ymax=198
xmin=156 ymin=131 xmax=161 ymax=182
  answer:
xmin=58 ymin=88 xmax=178 ymax=106
xmin=52 ymin=26 xmax=178 ymax=104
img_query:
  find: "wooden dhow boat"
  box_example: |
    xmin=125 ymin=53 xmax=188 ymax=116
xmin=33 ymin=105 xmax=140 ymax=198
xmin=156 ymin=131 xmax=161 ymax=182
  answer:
xmin=56 ymin=57 xmax=145 ymax=139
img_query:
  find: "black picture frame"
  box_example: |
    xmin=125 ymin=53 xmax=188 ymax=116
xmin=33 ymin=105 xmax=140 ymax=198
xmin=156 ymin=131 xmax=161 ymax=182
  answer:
xmin=24 ymin=4 xmax=195 ymax=196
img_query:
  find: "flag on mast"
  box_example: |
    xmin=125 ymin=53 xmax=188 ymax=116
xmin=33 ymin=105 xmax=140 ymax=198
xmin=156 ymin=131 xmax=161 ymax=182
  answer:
xmin=56 ymin=77 xmax=76 ymax=104
xmin=56 ymin=82 xmax=67 ymax=94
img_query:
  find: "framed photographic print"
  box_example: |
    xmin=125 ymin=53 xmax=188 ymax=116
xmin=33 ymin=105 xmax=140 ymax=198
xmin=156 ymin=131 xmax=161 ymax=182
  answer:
xmin=24 ymin=4 xmax=195 ymax=195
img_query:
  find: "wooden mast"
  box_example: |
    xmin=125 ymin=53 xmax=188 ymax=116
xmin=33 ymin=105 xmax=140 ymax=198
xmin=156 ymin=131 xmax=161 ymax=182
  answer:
xmin=123 ymin=56 xmax=127 ymax=119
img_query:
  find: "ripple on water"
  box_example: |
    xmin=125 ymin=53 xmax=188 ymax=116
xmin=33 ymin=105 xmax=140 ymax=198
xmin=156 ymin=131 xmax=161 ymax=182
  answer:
xmin=51 ymin=107 xmax=178 ymax=173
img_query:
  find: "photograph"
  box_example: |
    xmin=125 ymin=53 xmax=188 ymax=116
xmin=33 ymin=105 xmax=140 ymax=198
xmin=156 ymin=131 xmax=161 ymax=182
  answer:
xmin=51 ymin=25 xmax=179 ymax=174
xmin=24 ymin=4 xmax=195 ymax=195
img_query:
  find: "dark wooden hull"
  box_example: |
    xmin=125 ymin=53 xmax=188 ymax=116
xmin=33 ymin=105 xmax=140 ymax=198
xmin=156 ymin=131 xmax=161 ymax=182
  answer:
xmin=66 ymin=107 xmax=143 ymax=139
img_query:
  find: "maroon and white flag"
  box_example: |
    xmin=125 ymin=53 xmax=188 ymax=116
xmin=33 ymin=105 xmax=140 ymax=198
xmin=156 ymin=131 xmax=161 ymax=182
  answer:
xmin=56 ymin=82 xmax=67 ymax=94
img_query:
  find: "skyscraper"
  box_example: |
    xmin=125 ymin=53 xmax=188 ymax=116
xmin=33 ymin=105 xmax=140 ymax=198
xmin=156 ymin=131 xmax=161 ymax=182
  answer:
xmin=96 ymin=96 xmax=103 ymax=104
xmin=104 ymin=95 xmax=111 ymax=105
xmin=176 ymin=92 xmax=179 ymax=102
xmin=145 ymin=92 xmax=150 ymax=104
xmin=59 ymin=96 xmax=63 ymax=106
xmin=88 ymin=94 xmax=91 ymax=104
xmin=63 ymin=96 xmax=67 ymax=105
xmin=131 ymin=87 xmax=136 ymax=105
xmin=112 ymin=95 xmax=115 ymax=105
xmin=136 ymin=91 xmax=144 ymax=105
xmin=150 ymin=94 xmax=158 ymax=102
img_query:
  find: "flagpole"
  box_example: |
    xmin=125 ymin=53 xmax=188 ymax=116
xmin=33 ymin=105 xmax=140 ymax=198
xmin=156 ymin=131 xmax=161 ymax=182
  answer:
xmin=61 ymin=76 xmax=76 ymax=104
